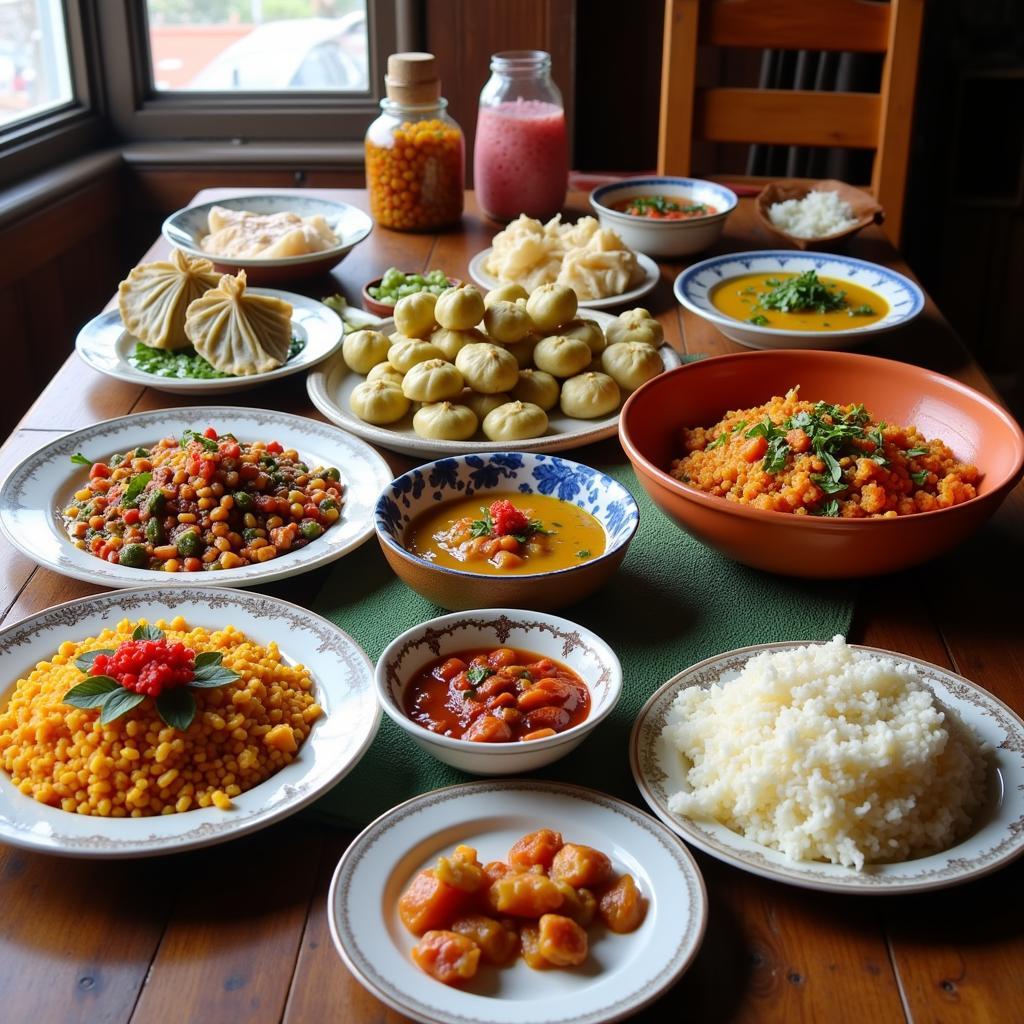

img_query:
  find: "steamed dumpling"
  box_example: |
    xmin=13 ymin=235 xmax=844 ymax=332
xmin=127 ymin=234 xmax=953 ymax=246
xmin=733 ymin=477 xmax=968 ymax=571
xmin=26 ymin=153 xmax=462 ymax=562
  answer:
xmin=606 ymin=307 xmax=664 ymax=348
xmin=435 ymin=285 xmax=486 ymax=330
xmin=342 ymin=329 xmax=390 ymax=374
xmin=413 ymin=401 xmax=479 ymax=441
xmin=185 ymin=270 xmax=292 ymax=375
xmin=388 ymin=338 xmax=444 ymax=372
xmin=455 ymin=343 xmax=520 ymax=394
xmin=118 ymin=249 xmax=221 ymax=350
xmin=532 ymin=335 xmax=592 ymax=378
xmin=560 ymin=372 xmax=621 ymax=418
xmin=401 ymin=358 xmax=464 ymax=402
xmin=394 ymin=292 xmax=438 ymax=339
xmin=482 ymin=401 xmax=549 ymax=441
xmin=601 ymin=341 xmax=663 ymax=392
xmin=366 ymin=361 xmax=404 ymax=384
xmin=560 ymin=318 xmax=607 ymax=355
xmin=350 ymin=379 xmax=411 ymax=424
xmin=526 ymin=283 xmax=577 ymax=332
xmin=511 ymin=369 xmax=560 ymax=411
xmin=460 ymin=390 xmax=511 ymax=421
xmin=430 ymin=327 xmax=485 ymax=361
xmin=483 ymin=300 xmax=534 ymax=343
xmin=505 ymin=332 xmax=541 ymax=369
xmin=485 ymin=282 xmax=529 ymax=307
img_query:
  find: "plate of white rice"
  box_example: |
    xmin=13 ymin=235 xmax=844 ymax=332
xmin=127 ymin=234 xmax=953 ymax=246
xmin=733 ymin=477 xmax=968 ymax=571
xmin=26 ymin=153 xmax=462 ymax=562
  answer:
xmin=629 ymin=637 xmax=1024 ymax=894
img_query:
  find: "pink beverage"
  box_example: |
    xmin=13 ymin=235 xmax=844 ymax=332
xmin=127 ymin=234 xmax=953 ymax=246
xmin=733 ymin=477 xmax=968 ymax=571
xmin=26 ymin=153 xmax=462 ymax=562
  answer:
xmin=474 ymin=99 xmax=568 ymax=221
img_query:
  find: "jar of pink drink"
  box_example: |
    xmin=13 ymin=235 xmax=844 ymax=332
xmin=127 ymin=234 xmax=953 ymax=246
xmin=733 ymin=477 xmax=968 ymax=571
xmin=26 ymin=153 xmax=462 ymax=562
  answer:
xmin=474 ymin=50 xmax=568 ymax=222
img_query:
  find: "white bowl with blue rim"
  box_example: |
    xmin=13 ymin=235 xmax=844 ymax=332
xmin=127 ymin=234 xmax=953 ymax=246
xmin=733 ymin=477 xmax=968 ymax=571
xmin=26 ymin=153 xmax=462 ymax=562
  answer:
xmin=374 ymin=608 xmax=623 ymax=774
xmin=162 ymin=193 xmax=373 ymax=285
xmin=373 ymin=452 xmax=640 ymax=612
xmin=674 ymin=250 xmax=925 ymax=350
xmin=589 ymin=176 xmax=738 ymax=258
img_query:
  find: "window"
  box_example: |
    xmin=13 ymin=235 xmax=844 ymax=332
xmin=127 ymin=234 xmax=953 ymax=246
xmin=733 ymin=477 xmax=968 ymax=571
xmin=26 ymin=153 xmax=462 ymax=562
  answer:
xmin=0 ymin=0 xmax=74 ymax=129
xmin=145 ymin=1 xmax=369 ymax=94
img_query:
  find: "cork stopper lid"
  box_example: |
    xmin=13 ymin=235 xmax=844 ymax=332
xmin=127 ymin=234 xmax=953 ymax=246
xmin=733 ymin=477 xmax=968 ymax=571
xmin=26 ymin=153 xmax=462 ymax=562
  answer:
xmin=385 ymin=52 xmax=441 ymax=104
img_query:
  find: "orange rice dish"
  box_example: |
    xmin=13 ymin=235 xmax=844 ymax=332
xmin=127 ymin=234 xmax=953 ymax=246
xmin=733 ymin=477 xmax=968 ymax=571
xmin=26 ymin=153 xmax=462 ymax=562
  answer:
xmin=670 ymin=387 xmax=980 ymax=518
xmin=0 ymin=617 xmax=321 ymax=817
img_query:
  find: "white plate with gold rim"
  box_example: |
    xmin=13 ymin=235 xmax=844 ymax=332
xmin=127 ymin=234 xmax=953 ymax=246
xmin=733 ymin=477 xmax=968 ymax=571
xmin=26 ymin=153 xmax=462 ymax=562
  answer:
xmin=0 ymin=587 xmax=379 ymax=858
xmin=0 ymin=407 xmax=392 ymax=589
xmin=307 ymin=312 xmax=681 ymax=459
xmin=630 ymin=641 xmax=1024 ymax=894
xmin=329 ymin=780 xmax=707 ymax=1024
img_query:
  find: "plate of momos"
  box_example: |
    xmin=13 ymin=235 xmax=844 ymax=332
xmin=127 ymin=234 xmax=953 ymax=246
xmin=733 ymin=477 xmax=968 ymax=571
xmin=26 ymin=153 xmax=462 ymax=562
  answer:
xmin=162 ymin=193 xmax=373 ymax=285
xmin=306 ymin=281 xmax=680 ymax=458
xmin=76 ymin=250 xmax=348 ymax=395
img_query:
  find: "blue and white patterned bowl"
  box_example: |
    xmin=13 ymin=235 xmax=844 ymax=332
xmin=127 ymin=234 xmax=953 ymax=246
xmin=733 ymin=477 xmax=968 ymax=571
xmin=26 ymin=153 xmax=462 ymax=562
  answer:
xmin=674 ymin=250 xmax=925 ymax=350
xmin=374 ymin=452 xmax=640 ymax=611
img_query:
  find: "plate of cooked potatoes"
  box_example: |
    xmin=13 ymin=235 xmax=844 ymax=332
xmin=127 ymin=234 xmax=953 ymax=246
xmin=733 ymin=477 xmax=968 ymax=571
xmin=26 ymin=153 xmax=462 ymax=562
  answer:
xmin=306 ymin=282 xmax=680 ymax=458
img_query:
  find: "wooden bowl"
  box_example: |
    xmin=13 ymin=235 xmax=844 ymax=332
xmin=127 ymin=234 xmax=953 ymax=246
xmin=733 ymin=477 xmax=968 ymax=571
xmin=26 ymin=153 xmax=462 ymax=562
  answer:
xmin=373 ymin=452 xmax=639 ymax=611
xmin=361 ymin=275 xmax=461 ymax=317
xmin=755 ymin=179 xmax=884 ymax=250
xmin=618 ymin=351 xmax=1024 ymax=579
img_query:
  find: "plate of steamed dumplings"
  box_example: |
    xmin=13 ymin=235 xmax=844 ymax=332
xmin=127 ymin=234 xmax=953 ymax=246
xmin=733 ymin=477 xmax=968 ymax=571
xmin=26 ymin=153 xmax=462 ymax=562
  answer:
xmin=76 ymin=249 xmax=346 ymax=395
xmin=306 ymin=281 xmax=680 ymax=458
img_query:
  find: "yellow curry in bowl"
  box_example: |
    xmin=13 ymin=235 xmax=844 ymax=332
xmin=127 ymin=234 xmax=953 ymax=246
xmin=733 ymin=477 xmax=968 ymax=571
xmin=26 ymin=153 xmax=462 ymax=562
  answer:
xmin=711 ymin=270 xmax=888 ymax=332
xmin=405 ymin=494 xmax=606 ymax=575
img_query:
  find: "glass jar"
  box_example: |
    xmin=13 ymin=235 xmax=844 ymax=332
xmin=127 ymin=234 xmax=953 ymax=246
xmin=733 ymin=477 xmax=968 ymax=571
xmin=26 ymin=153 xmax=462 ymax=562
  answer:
xmin=474 ymin=51 xmax=568 ymax=222
xmin=365 ymin=98 xmax=464 ymax=231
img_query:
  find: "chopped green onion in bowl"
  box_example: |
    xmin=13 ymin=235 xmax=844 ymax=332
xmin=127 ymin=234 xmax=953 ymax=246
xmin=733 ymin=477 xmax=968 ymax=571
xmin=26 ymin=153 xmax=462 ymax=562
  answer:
xmin=367 ymin=267 xmax=454 ymax=305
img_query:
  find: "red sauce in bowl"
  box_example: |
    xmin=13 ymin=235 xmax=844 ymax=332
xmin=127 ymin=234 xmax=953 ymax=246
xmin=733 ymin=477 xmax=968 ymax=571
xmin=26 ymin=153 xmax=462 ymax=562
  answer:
xmin=403 ymin=646 xmax=590 ymax=743
xmin=613 ymin=195 xmax=717 ymax=220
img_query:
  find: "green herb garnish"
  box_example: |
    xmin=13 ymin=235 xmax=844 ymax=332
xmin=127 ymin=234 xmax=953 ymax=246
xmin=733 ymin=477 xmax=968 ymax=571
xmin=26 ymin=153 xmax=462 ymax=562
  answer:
xmin=122 ymin=472 xmax=153 ymax=508
xmin=905 ymin=446 xmax=929 ymax=457
xmin=181 ymin=429 xmax=219 ymax=452
xmin=814 ymin=498 xmax=842 ymax=517
xmin=848 ymin=304 xmax=875 ymax=316
xmin=760 ymin=271 xmax=847 ymax=314
xmin=911 ymin=469 xmax=930 ymax=486
xmin=466 ymin=665 xmax=492 ymax=686
xmin=577 ymin=549 xmax=591 ymax=558
xmin=625 ymin=195 xmax=709 ymax=216
xmin=70 ymin=452 xmax=93 ymax=466
xmin=130 ymin=336 xmax=304 ymax=379
xmin=748 ymin=314 xmax=770 ymax=326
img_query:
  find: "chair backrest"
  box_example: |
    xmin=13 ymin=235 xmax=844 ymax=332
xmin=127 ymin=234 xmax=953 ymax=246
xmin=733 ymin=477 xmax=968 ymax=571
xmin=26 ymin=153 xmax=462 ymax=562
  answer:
xmin=657 ymin=0 xmax=925 ymax=243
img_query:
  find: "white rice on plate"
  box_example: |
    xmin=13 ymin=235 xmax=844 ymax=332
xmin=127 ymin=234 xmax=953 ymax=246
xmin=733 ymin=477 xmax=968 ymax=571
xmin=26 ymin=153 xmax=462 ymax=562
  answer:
xmin=662 ymin=637 xmax=989 ymax=870
xmin=767 ymin=189 xmax=858 ymax=239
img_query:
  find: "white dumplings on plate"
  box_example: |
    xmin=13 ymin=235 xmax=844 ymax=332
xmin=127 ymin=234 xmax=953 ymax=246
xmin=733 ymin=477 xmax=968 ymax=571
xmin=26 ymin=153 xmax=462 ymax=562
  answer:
xmin=606 ymin=307 xmax=664 ymax=348
xmin=350 ymin=379 xmax=411 ymax=424
xmin=454 ymin=342 xmax=520 ymax=394
xmin=482 ymin=400 xmax=549 ymax=442
xmin=430 ymin=326 xmax=485 ymax=362
xmin=401 ymin=358 xmax=464 ymax=402
xmin=388 ymin=338 xmax=444 ymax=373
xmin=459 ymin=390 xmax=511 ymax=421
xmin=393 ymin=292 xmax=438 ymax=339
xmin=483 ymin=300 xmax=534 ymax=343
xmin=511 ymin=369 xmax=560 ymax=411
xmin=435 ymin=285 xmax=486 ymax=330
xmin=526 ymin=283 xmax=577 ymax=332
xmin=559 ymin=371 xmax=621 ymax=419
xmin=342 ymin=329 xmax=391 ymax=374
xmin=532 ymin=335 xmax=592 ymax=378
xmin=413 ymin=401 xmax=479 ymax=441
xmin=601 ymin=341 xmax=664 ymax=392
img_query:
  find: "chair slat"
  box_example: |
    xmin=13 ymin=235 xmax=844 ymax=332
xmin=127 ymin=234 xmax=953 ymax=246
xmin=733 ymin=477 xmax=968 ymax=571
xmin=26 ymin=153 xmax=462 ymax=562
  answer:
xmin=696 ymin=88 xmax=881 ymax=149
xmin=700 ymin=0 xmax=891 ymax=53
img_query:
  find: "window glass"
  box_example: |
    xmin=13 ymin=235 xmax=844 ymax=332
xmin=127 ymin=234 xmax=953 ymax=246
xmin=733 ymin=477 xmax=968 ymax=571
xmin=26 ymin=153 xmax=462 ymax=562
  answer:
xmin=0 ymin=0 xmax=73 ymax=129
xmin=146 ymin=0 xmax=369 ymax=92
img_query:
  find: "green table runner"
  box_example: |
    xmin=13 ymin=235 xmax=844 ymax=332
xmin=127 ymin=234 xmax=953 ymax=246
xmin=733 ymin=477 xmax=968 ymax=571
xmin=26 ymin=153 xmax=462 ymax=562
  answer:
xmin=306 ymin=439 xmax=858 ymax=828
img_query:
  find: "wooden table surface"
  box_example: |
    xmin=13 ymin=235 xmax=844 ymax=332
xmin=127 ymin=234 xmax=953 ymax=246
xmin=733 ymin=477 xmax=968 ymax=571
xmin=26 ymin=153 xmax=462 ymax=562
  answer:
xmin=1 ymin=190 xmax=1022 ymax=1024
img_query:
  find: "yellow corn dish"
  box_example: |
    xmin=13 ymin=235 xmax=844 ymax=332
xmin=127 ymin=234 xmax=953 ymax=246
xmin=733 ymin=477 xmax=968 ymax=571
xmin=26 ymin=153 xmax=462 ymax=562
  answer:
xmin=0 ymin=617 xmax=321 ymax=816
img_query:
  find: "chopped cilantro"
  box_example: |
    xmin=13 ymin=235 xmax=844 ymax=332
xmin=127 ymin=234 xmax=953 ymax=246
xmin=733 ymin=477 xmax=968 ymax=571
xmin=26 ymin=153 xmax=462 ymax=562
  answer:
xmin=760 ymin=271 xmax=847 ymax=314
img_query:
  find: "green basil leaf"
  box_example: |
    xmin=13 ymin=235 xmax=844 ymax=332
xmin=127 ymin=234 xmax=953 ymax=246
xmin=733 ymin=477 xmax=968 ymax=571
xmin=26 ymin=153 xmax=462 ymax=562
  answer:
xmin=905 ymin=446 xmax=929 ymax=457
xmin=155 ymin=688 xmax=197 ymax=731
xmin=70 ymin=452 xmax=93 ymax=466
xmin=466 ymin=665 xmax=492 ymax=686
xmin=819 ymin=449 xmax=843 ymax=483
xmin=99 ymin=689 xmax=146 ymax=725
xmin=707 ymin=433 xmax=728 ymax=449
xmin=193 ymin=651 xmax=223 ymax=669
xmin=761 ymin=436 xmax=790 ymax=474
xmin=181 ymin=429 xmax=218 ymax=452
xmin=132 ymin=623 xmax=164 ymax=641
xmin=911 ymin=469 xmax=930 ymax=486
xmin=74 ymin=648 xmax=115 ymax=673
xmin=189 ymin=664 xmax=241 ymax=688
xmin=811 ymin=473 xmax=847 ymax=496
xmin=123 ymin=472 xmax=153 ymax=507
xmin=63 ymin=676 xmax=120 ymax=708
xmin=813 ymin=498 xmax=842 ymax=518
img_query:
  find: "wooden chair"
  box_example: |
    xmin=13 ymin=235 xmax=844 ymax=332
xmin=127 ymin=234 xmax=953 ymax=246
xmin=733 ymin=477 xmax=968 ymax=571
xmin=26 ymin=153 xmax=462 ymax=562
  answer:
xmin=657 ymin=0 xmax=925 ymax=243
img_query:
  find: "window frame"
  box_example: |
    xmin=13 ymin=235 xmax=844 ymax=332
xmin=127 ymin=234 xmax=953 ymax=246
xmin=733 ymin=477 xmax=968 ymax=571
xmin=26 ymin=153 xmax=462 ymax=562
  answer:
xmin=99 ymin=0 xmax=412 ymax=143
xmin=0 ymin=0 xmax=106 ymax=189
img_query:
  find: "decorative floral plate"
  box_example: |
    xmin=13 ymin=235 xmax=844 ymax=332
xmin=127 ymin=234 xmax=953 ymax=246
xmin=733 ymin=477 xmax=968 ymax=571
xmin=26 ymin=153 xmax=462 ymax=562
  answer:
xmin=307 ymin=312 xmax=681 ymax=458
xmin=0 ymin=587 xmax=379 ymax=857
xmin=328 ymin=780 xmax=707 ymax=1024
xmin=0 ymin=407 xmax=392 ymax=589
xmin=630 ymin=641 xmax=1024 ymax=894
xmin=75 ymin=288 xmax=347 ymax=396
xmin=673 ymin=250 xmax=925 ymax=350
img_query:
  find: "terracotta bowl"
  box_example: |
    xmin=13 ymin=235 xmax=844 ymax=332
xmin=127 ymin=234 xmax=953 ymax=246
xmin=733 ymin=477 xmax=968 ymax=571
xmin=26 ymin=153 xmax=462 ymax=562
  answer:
xmin=755 ymin=179 xmax=884 ymax=250
xmin=618 ymin=351 xmax=1024 ymax=579
xmin=361 ymin=275 xmax=461 ymax=317
xmin=375 ymin=608 xmax=622 ymax=774
xmin=374 ymin=452 xmax=640 ymax=611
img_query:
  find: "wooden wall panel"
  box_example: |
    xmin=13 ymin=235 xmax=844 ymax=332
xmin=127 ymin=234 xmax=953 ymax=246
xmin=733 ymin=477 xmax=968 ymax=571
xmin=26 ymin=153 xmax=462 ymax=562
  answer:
xmin=426 ymin=0 xmax=576 ymax=186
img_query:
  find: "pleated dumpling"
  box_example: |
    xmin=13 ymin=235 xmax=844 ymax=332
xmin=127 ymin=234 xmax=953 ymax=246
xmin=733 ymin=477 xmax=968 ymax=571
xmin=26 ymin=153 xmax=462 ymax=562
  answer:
xmin=185 ymin=270 xmax=293 ymax=375
xmin=118 ymin=249 xmax=221 ymax=350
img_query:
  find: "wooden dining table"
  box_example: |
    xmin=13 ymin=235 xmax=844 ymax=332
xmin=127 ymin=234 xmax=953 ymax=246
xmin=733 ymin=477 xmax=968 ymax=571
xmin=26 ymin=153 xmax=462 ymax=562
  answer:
xmin=1 ymin=188 xmax=1021 ymax=1024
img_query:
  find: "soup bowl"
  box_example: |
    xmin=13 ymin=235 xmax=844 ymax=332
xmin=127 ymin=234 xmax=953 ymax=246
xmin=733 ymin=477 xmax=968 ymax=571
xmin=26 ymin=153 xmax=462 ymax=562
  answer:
xmin=375 ymin=608 xmax=622 ymax=774
xmin=373 ymin=452 xmax=640 ymax=611
xmin=590 ymin=177 xmax=737 ymax=259
xmin=674 ymin=250 xmax=924 ymax=350
xmin=618 ymin=350 xmax=1024 ymax=579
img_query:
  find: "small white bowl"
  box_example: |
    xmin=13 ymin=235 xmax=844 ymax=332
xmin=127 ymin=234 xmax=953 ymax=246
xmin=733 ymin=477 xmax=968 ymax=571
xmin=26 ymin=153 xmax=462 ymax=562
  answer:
xmin=375 ymin=609 xmax=622 ymax=774
xmin=589 ymin=177 xmax=737 ymax=259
